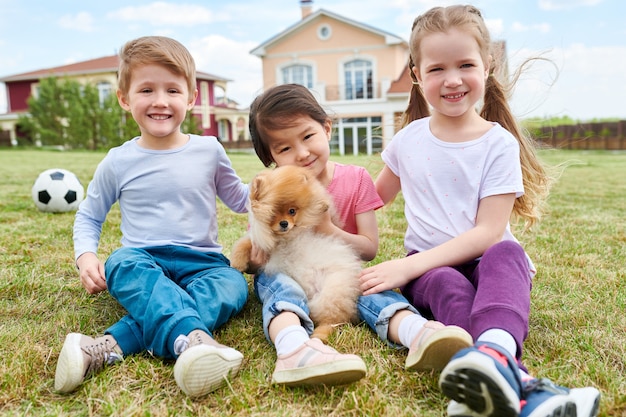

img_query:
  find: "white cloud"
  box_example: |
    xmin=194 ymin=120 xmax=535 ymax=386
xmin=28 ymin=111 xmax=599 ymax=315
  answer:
xmin=107 ymin=2 xmax=226 ymax=26
xmin=509 ymin=43 xmax=626 ymax=119
xmin=511 ymin=22 xmax=551 ymax=33
xmin=560 ymin=43 xmax=626 ymax=77
xmin=189 ymin=35 xmax=263 ymax=107
xmin=58 ymin=12 xmax=95 ymax=32
xmin=538 ymin=0 xmax=603 ymax=11
xmin=485 ymin=18 xmax=505 ymax=37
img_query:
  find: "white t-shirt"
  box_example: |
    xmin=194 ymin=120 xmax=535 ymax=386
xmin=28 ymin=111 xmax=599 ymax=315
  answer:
xmin=382 ymin=117 xmax=525 ymax=256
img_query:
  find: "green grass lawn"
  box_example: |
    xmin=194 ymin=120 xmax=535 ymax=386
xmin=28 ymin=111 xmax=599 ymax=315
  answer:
xmin=0 ymin=148 xmax=624 ymax=416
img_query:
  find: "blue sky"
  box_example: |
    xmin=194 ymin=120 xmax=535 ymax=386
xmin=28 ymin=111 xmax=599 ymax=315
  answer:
xmin=0 ymin=0 xmax=623 ymax=120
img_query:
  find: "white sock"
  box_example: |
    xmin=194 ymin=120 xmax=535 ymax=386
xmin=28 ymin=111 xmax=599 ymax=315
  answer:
xmin=397 ymin=313 xmax=428 ymax=348
xmin=173 ymin=334 xmax=189 ymax=356
xmin=274 ymin=324 xmax=310 ymax=356
xmin=477 ymin=328 xmax=517 ymax=358
xmin=477 ymin=329 xmax=535 ymax=380
xmin=477 ymin=330 xmax=535 ymax=380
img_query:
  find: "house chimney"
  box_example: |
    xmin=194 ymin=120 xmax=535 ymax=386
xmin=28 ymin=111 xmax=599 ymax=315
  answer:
xmin=301 ymin=0 xmax=313 ymax=19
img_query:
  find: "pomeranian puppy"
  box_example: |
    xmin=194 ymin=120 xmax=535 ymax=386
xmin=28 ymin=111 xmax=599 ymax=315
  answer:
xmin=230 ymin=165 xmax=362 ymax=342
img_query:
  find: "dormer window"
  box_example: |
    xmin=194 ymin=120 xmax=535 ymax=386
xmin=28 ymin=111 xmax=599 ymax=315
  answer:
xmin=317 ymin=24 xmax=331 ymax=41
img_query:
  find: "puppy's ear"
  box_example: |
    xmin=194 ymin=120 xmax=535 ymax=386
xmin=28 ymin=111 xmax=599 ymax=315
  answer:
xmin=250 ymin=172 xmax=267 ymax=201
xmin=297 ymin=171 xmax=311 ymax=186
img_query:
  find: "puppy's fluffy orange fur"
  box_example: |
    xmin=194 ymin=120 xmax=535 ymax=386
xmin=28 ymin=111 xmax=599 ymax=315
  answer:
xmin=230 ymin=165 xmax=362 ymax=342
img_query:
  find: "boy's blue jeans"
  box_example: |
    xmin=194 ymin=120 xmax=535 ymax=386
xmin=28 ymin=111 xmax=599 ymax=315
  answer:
xmin=254 ymin=270 xmax=419 ymax=347
xmin=103 ymin=245 xmax=248 ymax=359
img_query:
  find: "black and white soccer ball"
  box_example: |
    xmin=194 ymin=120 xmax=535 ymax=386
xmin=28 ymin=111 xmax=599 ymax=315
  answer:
xmin=31 ymin=168 xmax=85 ymax=213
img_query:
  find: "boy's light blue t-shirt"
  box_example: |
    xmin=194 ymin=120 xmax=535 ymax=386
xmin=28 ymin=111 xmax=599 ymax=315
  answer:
xmin=73 ymin=135 xmax=249 ymax=259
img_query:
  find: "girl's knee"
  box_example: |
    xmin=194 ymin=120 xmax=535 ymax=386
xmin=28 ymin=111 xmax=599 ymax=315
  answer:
xmin=424 ymin=267 xmax=471 ymax=291
xmin=485 ymin=240 xmax=524 ymax=258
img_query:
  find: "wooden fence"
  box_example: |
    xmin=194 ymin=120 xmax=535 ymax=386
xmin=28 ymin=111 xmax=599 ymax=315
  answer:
xmin=532 ymin=120 xmax=626 ymax=150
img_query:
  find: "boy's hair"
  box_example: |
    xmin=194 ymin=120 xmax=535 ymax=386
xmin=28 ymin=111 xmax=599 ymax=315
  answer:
xmin=249 ymin=84 xmax=331 ymax=167
xmin=117 ymin=36 xmax=197 ymax=96
xmin=404 ymin=5 xmax=551 ymax=228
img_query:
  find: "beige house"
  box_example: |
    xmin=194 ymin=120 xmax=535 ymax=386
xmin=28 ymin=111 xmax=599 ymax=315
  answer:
xmin=251 ymin=1 xmax=509 ymax=155
xmin=251 ymin=1 xmax=413 ymax=155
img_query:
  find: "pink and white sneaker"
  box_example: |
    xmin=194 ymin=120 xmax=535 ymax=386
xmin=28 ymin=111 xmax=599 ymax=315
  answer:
xmin=272 ymin=338 xmax=366 ymax=386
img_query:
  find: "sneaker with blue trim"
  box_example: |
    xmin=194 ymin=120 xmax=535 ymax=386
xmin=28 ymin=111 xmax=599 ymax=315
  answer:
xmin=439 ymin=342 xmax=522 ymax=417
xmin=568 ymin=386 xmax=601 ymax=417
xmin=448 ymin=383 xmax=601 ymax=417
xmin=519 ymin=378 xmax=576 ymax=417
xmin=521 ymin=379 xmax=600 ymax=417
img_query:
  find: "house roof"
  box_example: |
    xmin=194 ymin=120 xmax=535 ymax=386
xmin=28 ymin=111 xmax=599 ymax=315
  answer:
xmin=250 ymin=8 xmax=406 ymax=57
xmin=0 ymin=55 xmax=229 ymax=83
xmin=387 ymin=64 xmax=412 ymax=95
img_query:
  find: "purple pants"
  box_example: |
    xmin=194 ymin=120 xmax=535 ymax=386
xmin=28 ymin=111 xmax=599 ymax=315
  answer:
xmin=401 ymin=240 xmax=532 ymax=360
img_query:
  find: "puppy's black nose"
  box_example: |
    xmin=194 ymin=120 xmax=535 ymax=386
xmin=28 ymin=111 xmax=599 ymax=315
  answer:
xmin=279 ymin=220 xmax=289 ymax=229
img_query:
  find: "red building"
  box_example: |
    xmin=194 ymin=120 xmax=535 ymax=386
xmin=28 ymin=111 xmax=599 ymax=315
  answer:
xmin=0 ymin=55 xmax=249 ymax=146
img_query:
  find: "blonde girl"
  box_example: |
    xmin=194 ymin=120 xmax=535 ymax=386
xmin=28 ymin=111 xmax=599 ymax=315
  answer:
xmin=359 ymin=5 xmax=600 ymax=417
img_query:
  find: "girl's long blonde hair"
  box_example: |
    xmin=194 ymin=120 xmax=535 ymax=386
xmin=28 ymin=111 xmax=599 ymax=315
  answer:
xmin=402 ymin=4 xmax=552 ymax=228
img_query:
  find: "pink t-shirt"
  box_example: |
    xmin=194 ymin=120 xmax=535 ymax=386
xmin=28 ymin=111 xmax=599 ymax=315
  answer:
xmin=327 ymin=163 xmax=383 ymax=234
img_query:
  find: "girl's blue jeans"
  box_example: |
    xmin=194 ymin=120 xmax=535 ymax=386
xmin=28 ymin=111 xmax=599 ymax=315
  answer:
xmin=254 ymin=270 xmax=419 ymax=347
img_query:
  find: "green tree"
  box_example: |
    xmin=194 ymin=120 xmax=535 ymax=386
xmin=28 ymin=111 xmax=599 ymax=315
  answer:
xmin=182 ymin=112 xmax=204 ymax=136
xmin=20 ymin=76 xmax=204 ymax=149
xmin=97 ymin=94 xmax=139 ymax=149
xmin=19 ymin=77 xmax=68 ymax=146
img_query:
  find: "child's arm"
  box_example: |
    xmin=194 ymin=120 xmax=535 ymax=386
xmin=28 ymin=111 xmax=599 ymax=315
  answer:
xmin=76 ymin=252 xmax=107 ymax=294
xmin=316 ymin=209 xmax=378 ymax=261
xmin=360 ymin=192 xmax=516 ymax=294
xmin=375 ymin=165 xmax=401 ymax=205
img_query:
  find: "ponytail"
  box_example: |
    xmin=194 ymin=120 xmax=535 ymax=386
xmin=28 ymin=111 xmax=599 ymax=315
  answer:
xmin=481 ymin=70 xmax=552 ymax=228
xmin=400 ymin=57 xmax=430 ymax=128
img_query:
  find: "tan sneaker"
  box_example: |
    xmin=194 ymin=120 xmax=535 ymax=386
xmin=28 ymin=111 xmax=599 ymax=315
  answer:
xmin=173 ymin=330 xmax=243 ymax=398
xmin=272 ymin=338 xmax=366 ymax=386
xmin=54 ymin=333 xmax=123 ymax=393
xmin=405 ymin=321 xmax=473 ymax=371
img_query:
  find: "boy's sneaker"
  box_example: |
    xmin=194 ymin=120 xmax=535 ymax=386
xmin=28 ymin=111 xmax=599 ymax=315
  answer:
xmin=272 ymin=338 xmax=366 ymax=386
xmin=54 ymin=333 xmax=123 ymax=393
xmin=439 ymin=342 xmax=523 ymax=417
xmin=405 ymin=321 xmax=473 ymax=371
xmin=173 ymin=330 xmax=243 ymax=398
xmin=521 ymin=379 xmax=601 ymax=417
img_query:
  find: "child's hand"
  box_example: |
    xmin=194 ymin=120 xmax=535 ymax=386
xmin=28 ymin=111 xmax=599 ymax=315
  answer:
xmin=314 ymin=209 xmax=335 ymax=236
xmin=76 ymin=252 xmax=107 ymax=294
xmin=359 ymin=258 xmax=416 ymax=295
xmin=247 ymin=243 xmax=269 ymax=274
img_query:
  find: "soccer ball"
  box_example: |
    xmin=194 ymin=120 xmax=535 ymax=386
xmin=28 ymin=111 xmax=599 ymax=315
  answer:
xmin=31 ymin=168 xmax=85 ymax=213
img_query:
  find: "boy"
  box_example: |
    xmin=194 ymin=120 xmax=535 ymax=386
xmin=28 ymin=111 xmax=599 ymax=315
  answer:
xmin=54 ymin=36 xmax=249 ymax=398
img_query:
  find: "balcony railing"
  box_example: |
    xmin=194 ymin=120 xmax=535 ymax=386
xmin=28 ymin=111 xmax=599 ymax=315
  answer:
xmin=322 ymin=82 xmax=385 ymax=102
